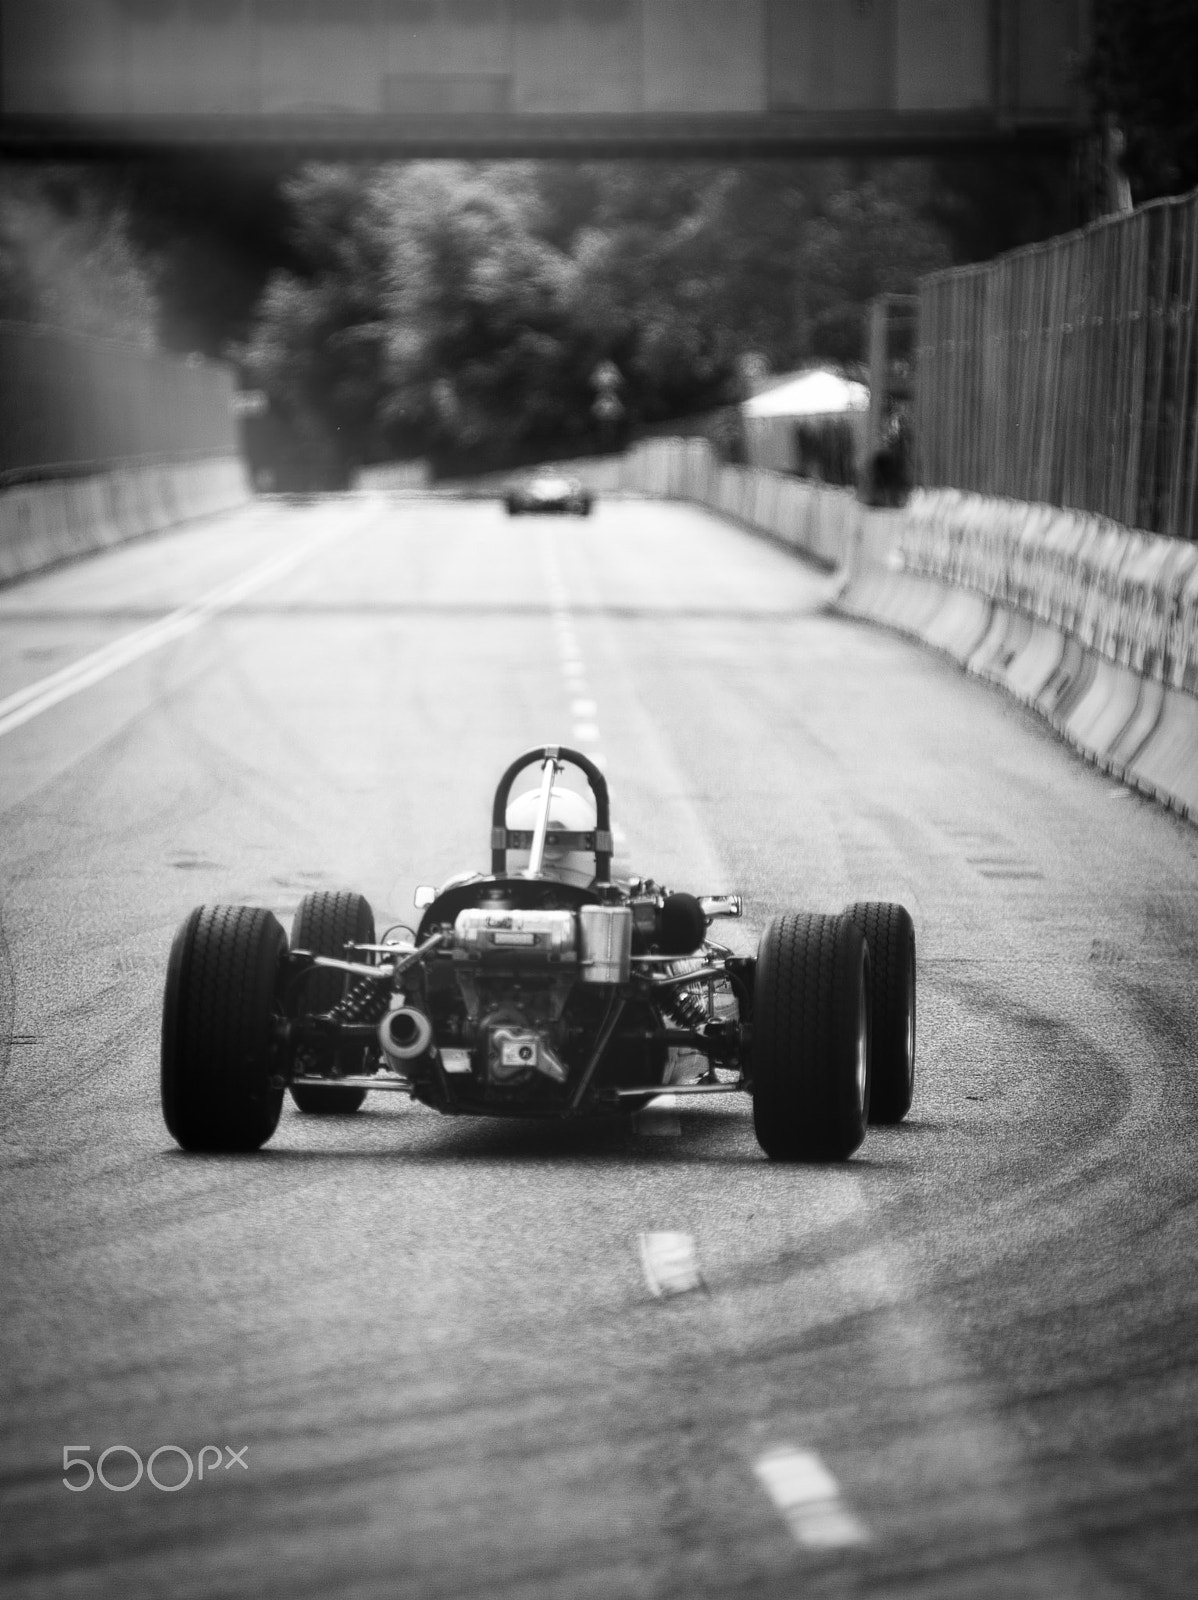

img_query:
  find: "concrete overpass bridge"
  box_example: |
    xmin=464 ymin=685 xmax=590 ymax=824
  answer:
xmin=1 ymin=0 xmax=1086 ymax=157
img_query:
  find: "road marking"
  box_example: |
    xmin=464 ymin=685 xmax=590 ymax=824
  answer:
xmin=633 ymin=1092 xmax=681 ymax=1137
xmin=541 ymin=529 xmax=610 ymax=780
xmin=639 ymin=1230 xmax=703 ymax=1297
xmin=753 ymin=1448 xmax=869 ymax=1549
xmin=0 ymin=522 xmax=347 ymax=740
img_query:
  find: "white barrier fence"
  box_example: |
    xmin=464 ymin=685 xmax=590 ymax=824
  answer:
xmin=0 ymin=458 xmax=251 ymax=585
xmin=619 ymin=435 xmax=1198 ymax=823
xmin=895 ymin=488 xmax=1198 ymax=694
xmin=618 ymin=436 xmax=858 ymax=571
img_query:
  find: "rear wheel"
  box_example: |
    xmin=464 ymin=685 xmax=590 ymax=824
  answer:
xmin=161 ymin=905 xmax=286 ymax=1152
xmin=844 ymin=901 xmax=915 ymax=1123
xmin=289 ymin=890 xmax=376 ymax=1114
xmin=751 ymin=912 xmax=870 ymax=1161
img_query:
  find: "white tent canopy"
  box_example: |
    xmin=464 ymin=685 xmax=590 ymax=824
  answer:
xmin=743 ymin=368 xmax=869 ymax=418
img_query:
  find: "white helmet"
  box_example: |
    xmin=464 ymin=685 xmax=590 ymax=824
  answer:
xmin=505 ymin=785 xmax=597 ymax=887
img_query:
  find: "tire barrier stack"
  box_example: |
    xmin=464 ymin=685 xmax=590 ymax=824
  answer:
xmin=620 ymin=437 xmax=1198 ymax=826
xmin=0 ymin=458 xmax=251 ymax=586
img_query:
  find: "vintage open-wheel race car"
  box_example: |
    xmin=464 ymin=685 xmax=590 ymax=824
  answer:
xmin=161 ymin=746 xmax=916 ymax=1160
xmin=503 ymin=475 xmax=593 ymax=516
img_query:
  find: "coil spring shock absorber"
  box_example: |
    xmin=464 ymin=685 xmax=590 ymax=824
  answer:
xmin=324 ymin=977 xmax=392 ymax=1027
xmin=661 ymin=959 xmax=711 ymax=1029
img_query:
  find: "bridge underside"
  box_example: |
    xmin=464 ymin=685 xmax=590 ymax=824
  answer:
xmin=0 ymin=0 xmax=1086 ymax=160
xmin=0 ymin=111 xmax=1079 ymax=161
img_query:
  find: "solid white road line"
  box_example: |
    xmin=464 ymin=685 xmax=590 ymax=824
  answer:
xmin=753 ymin=1448 xmax=869 ymax=1549
xmin=0 ymin=520 xmax=350 ymax=741
xmin=639 ymin=1231 xmax=703 ymax=1297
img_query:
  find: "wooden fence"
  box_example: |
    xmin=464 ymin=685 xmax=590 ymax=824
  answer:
xmin=915 ymin=187 xmax=1198 ymax=541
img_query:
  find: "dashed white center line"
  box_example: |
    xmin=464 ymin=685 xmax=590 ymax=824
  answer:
xmin=541 ymin=529 xmax=615 ymax=812
xmin=639 ymin=1231 xmax=703 ymax=1297
xmin=753 ymin=1448 xmax=870 ymax=1549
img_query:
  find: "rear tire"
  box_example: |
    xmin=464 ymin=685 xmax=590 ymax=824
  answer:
xmin=289 ymin=890 xmax=376 ymax=1114
xmin=161 ymin=905 xmax=286 ymax=1152
xmin=844 ymin=901 xmax=915 ymax=1123
xmin=751 ymin=912 xmax=870 ymax=1161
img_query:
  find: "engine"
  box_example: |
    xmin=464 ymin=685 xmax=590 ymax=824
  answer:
xmin=453 ymin=906 xmax=577 ymax=962
xmin=442 ymin=902 xmax=632 ymax=1089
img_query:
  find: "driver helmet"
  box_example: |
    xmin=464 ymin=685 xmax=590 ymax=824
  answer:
xmin=505 ymin=784 xmax=597 ymax=887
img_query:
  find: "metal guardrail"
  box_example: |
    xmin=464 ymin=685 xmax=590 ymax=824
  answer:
xmin=915 ymin=187 xmax=1198 ymax=542
xmin=0 ymin=322 xmax=237 ymax=486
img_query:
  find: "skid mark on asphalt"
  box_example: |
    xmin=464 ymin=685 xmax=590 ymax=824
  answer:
xmin=632 ymin=1180 xmax=1124 ymax=1592
xmin=0 ymin=507 xmax=370 ymax=740
xmin=752 ymin=1448 xmax=869 ymax=1549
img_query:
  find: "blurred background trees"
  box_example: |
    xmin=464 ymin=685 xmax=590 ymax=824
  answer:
xmin=239 ymin=157 xmax=957 ymax=479
xmin=1086 ymin=0 xmax=1198 ymax=204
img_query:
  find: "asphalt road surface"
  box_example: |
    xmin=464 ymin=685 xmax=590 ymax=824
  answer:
xmin=2 ymin=491 xmax=1197 ymax=1599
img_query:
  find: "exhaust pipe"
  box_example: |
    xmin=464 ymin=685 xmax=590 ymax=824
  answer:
xmin=378 ymin=1004 xmax=433 ymax=1067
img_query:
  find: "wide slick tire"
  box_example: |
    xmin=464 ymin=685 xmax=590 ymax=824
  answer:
xmin=844 ymin=900 xmax=916 ymax=1124
xmin=161 ymin=904 xmax=287 ymax=1152
xmin=289 ymin=890 xmax=376 ymax=1114
xmin=751 ymin=912 xmax=870 ymax=1161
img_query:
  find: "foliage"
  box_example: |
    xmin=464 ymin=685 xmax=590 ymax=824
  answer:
xmin=244 ymin=158 xmax=958 ymax=478
xmin=0 ymin=165 xmax=157 ymax=345
xmin=115 ymin=155 xmax=300 ymax=357
xmin=1087 ymin=0 xmax=1198 ymax=203
xmin=374 ymin=163 xmax=587 ymax=468
xmin=241 ymin=166 xmax=393 ymax=486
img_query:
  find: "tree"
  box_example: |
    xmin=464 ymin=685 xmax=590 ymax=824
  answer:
xmin=115 ymin=154 xmax=302 ymax=356
xmin=241 ymin=157 xmax=963 ymax=478
xmin=376 ymin=163 xmax=589 ymax=471
xmin=0 ymin=165 xmax=157 ymax=344
xmin=1087 ymin=0 xmax=1198 ymax=203
xmin=242 ymin=166 xmax=393 ymax=486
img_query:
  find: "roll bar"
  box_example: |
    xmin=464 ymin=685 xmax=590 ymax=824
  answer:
xmin=490 ymin=745 xmax=613 ymax=882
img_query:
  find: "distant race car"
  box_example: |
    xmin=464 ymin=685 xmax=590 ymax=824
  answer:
xmin=161 ymin=746 xmax=916 ymax=1160
xmin=504 ymin=475 xmax=593 ymax=516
